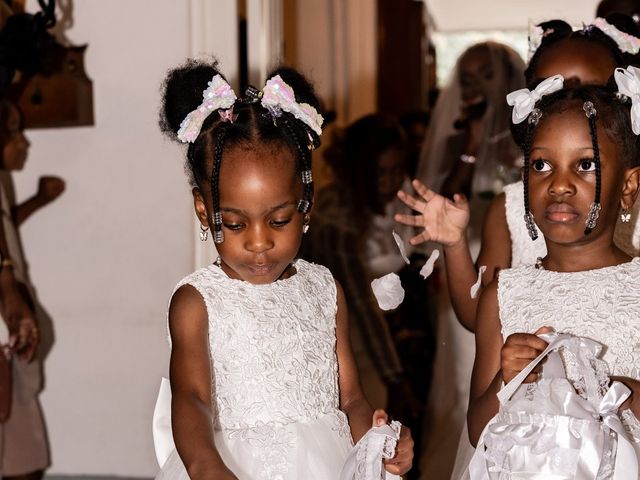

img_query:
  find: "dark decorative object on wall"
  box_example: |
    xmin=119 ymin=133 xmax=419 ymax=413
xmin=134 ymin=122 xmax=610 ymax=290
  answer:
xmin=3 ymin=0 xmax=94 ymax=128
xmin=8 ymin=42 xmax=93 ymax=128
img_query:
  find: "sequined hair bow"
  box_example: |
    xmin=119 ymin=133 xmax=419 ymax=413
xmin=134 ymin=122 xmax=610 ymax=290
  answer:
xmin=528 ymin=18 xmax=640 ymax=61
xmin=614 ymin=65 xmax=640 ymax=135
xmin=176 ymin=74 xmax=324 ymax=143
xmin=506 ymin=74 xmax=564 ymax=124
xmin=261 ymin=75 xmax=324 ymax=136
xmin=177 ymin=75 xmax=237 ymax=143
xmin=528 ymin=22 xmax=554 ymax=61
xmin=591 ymin=17 xmax=640 ymax=54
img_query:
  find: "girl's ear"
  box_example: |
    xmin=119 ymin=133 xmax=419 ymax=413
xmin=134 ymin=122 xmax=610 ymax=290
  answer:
xmin=620 ymin=166 xmax=640 ymax=210
xmin=192 ymin=187 xmax=210 ymax=227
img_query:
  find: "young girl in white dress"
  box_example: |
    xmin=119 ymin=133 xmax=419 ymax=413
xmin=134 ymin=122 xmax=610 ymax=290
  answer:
xmin=154 ymin=60 xmax=413 ymax=480
xmin=468 ymin=71 xmax=640 ymax=470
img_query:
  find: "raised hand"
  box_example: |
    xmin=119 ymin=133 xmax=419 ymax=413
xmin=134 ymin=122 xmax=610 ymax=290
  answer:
xmin=1 ymin=283 xmax=38 ymax=361
xmin=37 ymin=176 xmax=65 ymax=204
xmin=394 ymin=179 xmax=470 ymax=246
xmin=501 ymin=326 xmax=553 ymax=384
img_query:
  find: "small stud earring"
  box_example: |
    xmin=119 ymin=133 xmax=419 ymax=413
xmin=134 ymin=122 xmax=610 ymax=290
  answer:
xmin=199 ymin=224 xmax=209 ymax=241
xmin=621 ymin=208 xmax=631 ymax=223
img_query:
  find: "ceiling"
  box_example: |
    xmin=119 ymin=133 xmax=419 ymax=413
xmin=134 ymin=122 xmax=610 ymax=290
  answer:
xmin=425 ymin=0 xmax=602 ymax=31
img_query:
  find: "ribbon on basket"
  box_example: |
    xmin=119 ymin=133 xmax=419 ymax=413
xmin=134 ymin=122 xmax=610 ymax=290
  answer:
xmin=469 ymin=333 xmax=639 ymax=480
xmin=339 ymin=420 xmax=402 ymax=480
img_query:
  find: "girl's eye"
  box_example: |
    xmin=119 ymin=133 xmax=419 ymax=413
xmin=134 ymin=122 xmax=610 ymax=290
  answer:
xmin=271 ymin=219 xmax=291 ymax=228
xmin=531 ymin=159 xmax=551 ymax=172
xmin=223 ymin=223 xmax=244 ymax=231
xmin=578 ymin=158 xmax=596 ymax=172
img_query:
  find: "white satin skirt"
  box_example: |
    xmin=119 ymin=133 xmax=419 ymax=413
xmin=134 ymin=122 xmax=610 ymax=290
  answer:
xmin=155 ymin=411 xmax=353 ymax=480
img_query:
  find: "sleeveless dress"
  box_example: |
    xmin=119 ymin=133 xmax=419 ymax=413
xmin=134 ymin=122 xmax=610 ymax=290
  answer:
xmin=156 ymin=259 xmax=353 ymax=480
xmin=504 ymin=181 xmax=640 ymax=265
xmin=0 ymin=174 xmax=49 ymax=475
xmin=498 ymin=258 xmax=640 ymax=463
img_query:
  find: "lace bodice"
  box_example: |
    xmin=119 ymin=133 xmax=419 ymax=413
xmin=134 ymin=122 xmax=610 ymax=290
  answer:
xmin=504 ymin=181 xmax=640 ymax=266
xmin=174 ymin=259 xmax=341 ymax=431
xmin=499 ymin=258 xmax=640 ymax=379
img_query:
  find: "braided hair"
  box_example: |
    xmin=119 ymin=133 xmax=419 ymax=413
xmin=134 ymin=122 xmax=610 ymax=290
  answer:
xmin=159 ymin=60 xmax=321 ymax=244
xmin=511 ymin=84 xmax=640 ymax=239
xmin=526 ymin=16 xmax=640 ymax=87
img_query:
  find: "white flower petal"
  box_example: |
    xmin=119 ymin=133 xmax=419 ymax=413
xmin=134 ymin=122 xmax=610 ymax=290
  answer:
xmin=392 ymin=230 xmax=410 ymax=265
xmin=419 ymin=249 xmax=440 ymax=279
xmin=371 ymin=273 xmax=405 ymax=310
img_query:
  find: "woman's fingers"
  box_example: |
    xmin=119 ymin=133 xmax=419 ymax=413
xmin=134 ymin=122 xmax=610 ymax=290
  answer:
xmin=394 ymin=213 xmax=424 ymax=227
xmin=396 ymin=190 xmax=426 ymax=213
xmin=411 ymin=179 xmax=436 ymax=202
xmin=409 ymin=231 xmax=431 ymax=245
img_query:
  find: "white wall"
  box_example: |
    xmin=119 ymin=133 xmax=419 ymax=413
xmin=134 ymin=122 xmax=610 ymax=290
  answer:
xmin=426 ymin=0 xmax=601 ymax=31
xmin=15 ymin=0 xmax=236 ymax=476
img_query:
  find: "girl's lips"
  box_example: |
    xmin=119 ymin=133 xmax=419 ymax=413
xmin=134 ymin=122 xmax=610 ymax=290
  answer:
xmin=247 ymin=263 xmax=275 ymax=275
xmin=545 ymin=203 xmax=580 ymax=223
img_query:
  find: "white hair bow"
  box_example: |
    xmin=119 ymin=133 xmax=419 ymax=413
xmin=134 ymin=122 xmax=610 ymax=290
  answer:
xmin=506 ymin=74 xmax=564 ymax=124
xmin=177 ymin=74 xmax=237 ymax=143
xmin=615 ymin=65 xmax=640 ymax=135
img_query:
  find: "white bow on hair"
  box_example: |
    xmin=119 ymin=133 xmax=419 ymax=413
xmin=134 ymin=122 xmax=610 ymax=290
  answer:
xmin=614 ymin=65 xmax=640 ymax=135
xmin=506 ymin=74 xmax=564 ymax=124
xmin=177 ymin=74 xmax=237 ymax=143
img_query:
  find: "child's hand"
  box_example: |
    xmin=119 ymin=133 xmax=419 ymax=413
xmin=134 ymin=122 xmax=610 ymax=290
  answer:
xmin=37 ymin=176 xmax=65 ymax=203
xmin=610 ymin=376 xmax=640 ymax=417
xmin=395 ymin=179 xmax=470 ymax=247
xmin=372 ymin=409 xmax=414 ymax=476
xmin=501 ymin=326 xmax=553 ymax=384
xmin=0 ymin=276 xmax=38 ymax=362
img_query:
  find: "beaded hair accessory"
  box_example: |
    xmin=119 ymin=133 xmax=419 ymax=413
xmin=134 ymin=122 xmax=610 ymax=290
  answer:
xmin=591 ymin=17 xmax=640 ymax=54
xmin=582 ymin=101 xmax=602 ymax=234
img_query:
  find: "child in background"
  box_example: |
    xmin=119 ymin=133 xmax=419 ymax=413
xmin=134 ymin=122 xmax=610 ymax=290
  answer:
xmin=155 ymin=60 xmax=413 ymax=480
xmin=469 ymin=73 xmax=640 ymax=468
xmin=0 ymin=99 xmax=64 ymax=480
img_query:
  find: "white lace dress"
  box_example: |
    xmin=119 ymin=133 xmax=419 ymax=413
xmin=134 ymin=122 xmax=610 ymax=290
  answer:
xmin=504 ymin=181 xmax=640 ymax=265
xmin=156 ymin=259 xmax=353 ymax=480
xmin=498 ymin=258 xmax=640 ymax=463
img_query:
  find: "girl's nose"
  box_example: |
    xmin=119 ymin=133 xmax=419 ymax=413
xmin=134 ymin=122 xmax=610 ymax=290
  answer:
xmin=548 ymin=171 xmax=576 ymax=198
xmin=18 ymin=131 xmax=29 ymax=149
xmin=245 ymin=224 xmax=274 ymax=253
